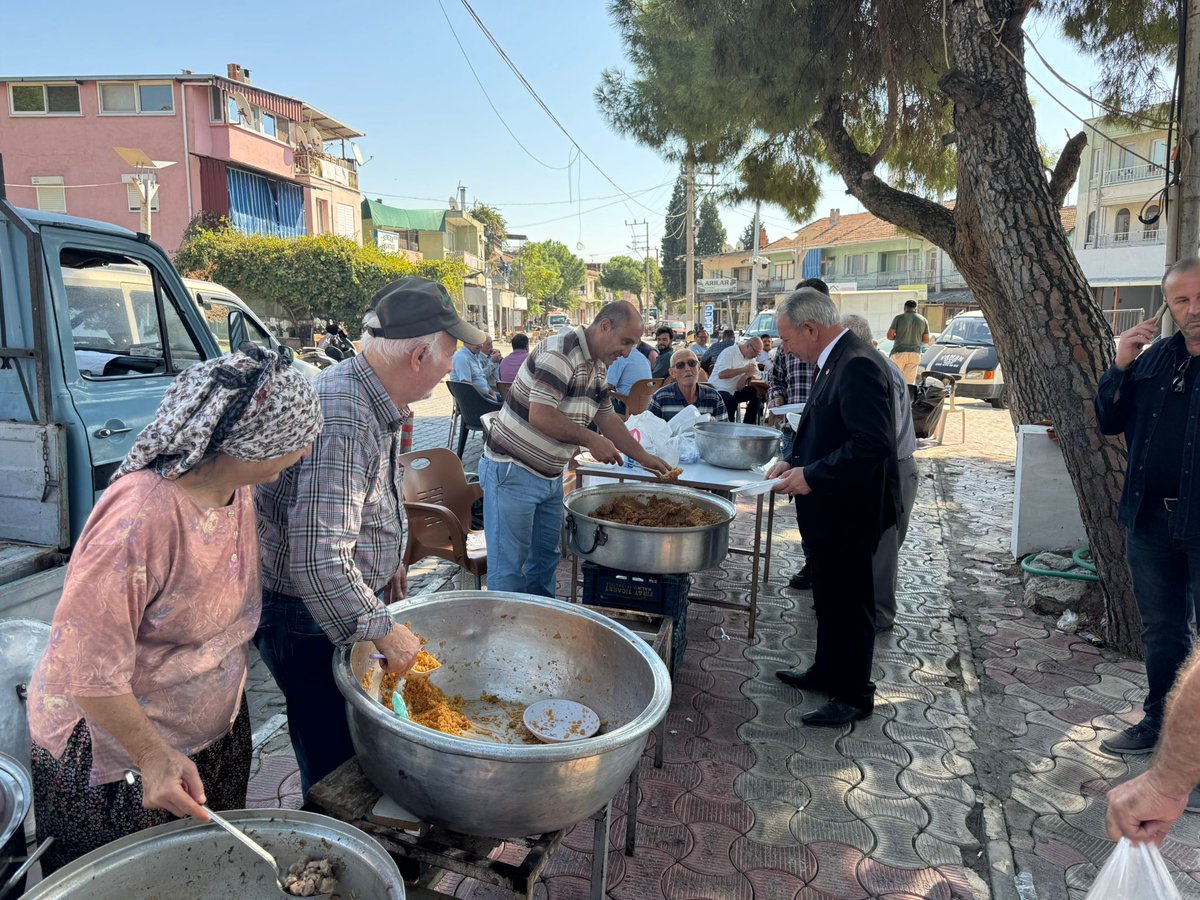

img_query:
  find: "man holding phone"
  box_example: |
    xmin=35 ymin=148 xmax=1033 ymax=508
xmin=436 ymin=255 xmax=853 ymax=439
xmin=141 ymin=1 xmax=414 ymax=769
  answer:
xmin=1094 ymin=257 xmax=1200 ymax=776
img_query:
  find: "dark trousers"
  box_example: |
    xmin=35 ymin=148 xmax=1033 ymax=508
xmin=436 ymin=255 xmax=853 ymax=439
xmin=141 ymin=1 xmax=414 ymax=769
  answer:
xmin=1125 ymin=505 xmax=1200 ymax=732
xmin=808 ymin=540 xmax=878 ymax=708
xmin=253 ymin=588 xmax=355 ymax=799
xmin=719 ymin=386 xmax=763 ymax=423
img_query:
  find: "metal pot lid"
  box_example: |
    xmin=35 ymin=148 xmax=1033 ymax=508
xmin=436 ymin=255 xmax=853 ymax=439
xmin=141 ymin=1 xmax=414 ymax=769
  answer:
xmin=0 ymin=750 xmax=33 ymax=849
xmin=0 ymin=618 xmax=51 ymax=771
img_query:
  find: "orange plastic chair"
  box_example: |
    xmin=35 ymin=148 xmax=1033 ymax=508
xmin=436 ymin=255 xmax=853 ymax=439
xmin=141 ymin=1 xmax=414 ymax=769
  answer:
xmin=398 ymin=448 xmax=487 ymax=589
xmin=611 ymin=377 xmax=665 ymax=418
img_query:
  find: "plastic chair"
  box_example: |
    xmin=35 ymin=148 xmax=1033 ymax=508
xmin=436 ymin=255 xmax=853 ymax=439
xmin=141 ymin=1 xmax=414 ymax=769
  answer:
xmin=398 ymin=447 xmax=487 ymax=588
xmin=446 ymin=381 xmax=501 ymax=458
xmin=611 ymin=378 xmax=664 ymax=419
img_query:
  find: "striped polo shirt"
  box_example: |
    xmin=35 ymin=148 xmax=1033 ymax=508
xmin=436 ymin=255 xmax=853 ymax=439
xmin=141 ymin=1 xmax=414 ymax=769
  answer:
xmin=484 ymin=326 xmax=612 ymax=478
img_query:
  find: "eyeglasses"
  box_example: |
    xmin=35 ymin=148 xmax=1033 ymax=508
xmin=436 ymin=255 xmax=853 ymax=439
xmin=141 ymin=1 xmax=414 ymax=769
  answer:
xmin=1173 ymin=357 xmax=1192 ymax=393
xmin=673 ymin=359 xmax=699 ymax=369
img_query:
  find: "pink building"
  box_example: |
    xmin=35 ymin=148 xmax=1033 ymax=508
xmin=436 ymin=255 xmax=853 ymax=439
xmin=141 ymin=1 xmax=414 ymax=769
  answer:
xmin=0 ymin=64 xmax=364 ymax=254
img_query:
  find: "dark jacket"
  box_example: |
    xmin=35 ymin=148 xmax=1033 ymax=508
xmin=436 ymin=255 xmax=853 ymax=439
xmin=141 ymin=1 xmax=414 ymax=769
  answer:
xmin=1095 ymin=332 xmax=1200 ymax=536
xmin=789 ymin=331 xmax=901 ymax=550
xmin=651 ymin=349 xmax=674 ymax=380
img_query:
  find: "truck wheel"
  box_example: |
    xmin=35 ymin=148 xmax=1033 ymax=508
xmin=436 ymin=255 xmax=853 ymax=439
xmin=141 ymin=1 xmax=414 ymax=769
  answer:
xmin=987 ymin=387 xmax=1008 ymax=409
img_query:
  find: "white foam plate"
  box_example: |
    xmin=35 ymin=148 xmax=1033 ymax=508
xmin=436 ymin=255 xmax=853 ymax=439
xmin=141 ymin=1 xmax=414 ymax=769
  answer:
xmin=769 ymin=402 xmax=806 ymax=417
xmin=523 ymin=699 xmax=601 ymax=743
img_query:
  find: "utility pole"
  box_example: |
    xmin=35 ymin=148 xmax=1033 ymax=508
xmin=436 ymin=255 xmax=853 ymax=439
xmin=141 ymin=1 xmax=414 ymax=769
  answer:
xmin=749 ymin=200 xmax=762 ymax=324
xmin=685 ymin=157 xmax=696 ymax=333
xmin=1163 ymin=0 xmax=1199 ymax=336
xmin=625 ymin=218 xmax=651 ymax=314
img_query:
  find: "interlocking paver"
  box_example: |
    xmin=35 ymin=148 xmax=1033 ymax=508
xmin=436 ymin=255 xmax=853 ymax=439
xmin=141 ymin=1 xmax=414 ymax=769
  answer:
xmin=857 ymin=858 xmax=953 ymax=898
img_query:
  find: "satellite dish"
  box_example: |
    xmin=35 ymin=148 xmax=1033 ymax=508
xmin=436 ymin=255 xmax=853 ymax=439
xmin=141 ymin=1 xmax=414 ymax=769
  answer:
xmin=231 ymin=91 xmax=252 ymax=122
xmin=304 ymin=125 xmax=323 ymax=146
xmin=351 ymin=143 xmax=365 ymax=166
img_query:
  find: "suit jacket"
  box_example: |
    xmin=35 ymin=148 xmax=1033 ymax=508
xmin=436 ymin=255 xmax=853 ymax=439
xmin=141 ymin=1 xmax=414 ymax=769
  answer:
xmin=789 ymin=331 xmax=902 ymax=550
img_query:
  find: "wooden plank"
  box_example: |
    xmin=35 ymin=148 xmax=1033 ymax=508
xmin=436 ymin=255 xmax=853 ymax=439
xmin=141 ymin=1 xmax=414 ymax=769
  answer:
xmin=0 ymin=563 xmax=65 ymax=622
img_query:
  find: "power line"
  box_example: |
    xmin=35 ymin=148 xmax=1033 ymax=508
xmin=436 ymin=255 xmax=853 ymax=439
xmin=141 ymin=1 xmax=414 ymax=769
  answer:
xmin=435 ymin=0 xmax=571 ymax=171
xmin=361 ymin=180 xmax=676 ymax=207
xmin=458 ymin=0 xmax=666 ymax=218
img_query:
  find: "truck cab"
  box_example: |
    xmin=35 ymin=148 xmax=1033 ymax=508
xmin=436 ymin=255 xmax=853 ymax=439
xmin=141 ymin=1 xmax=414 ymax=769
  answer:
xmin=0 ymin=202 xmax=223 ymax=616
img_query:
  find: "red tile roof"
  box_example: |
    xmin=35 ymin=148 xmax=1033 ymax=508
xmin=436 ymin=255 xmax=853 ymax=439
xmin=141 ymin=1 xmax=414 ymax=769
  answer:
xmin=765 ymin=203 xmax=1077 ymax=252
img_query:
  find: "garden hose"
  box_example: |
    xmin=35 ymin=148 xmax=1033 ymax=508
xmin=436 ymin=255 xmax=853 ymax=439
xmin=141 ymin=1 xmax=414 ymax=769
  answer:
xmin=1020 ymin=547 xmax=1099 ymax=582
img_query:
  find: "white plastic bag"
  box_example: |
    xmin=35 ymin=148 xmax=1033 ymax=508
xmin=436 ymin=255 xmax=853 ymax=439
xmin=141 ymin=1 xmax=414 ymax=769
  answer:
xmin=665 ymin=405 xmax=711 ymax=436
xmin=1084 ymin=838 xmax=1181 ymax=899
xmin=624 ymin=411 xmax=673 ymax=456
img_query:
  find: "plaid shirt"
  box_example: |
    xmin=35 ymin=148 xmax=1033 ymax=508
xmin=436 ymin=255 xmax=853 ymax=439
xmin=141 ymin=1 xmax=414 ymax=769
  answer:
xmin=769 ymin=350 xmax=816 ymax=407
xmin=256 ymin=353 xmax=408 ymax=644
xmin=648 ymin=382 xmax=729 ymax=423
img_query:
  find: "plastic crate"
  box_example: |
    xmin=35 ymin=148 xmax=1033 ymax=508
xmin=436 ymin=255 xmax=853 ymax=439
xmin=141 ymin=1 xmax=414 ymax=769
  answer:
xmin=581 ymin=563 xmax=691 ymax=618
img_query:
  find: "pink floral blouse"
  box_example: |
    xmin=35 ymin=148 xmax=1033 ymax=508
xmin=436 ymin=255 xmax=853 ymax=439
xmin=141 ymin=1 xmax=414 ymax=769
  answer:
xmin=27 ymin=470 xmax=261 ymax=786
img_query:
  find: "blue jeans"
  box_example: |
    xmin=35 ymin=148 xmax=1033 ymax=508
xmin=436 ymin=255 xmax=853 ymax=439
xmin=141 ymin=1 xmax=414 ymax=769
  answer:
xmin=479 ymin=456 xmax=563 ymax=597
xmin=253 ymin=589 xmax=355 ymax=799
xmin=1126 ymin=505 xmax=1200 ymax=732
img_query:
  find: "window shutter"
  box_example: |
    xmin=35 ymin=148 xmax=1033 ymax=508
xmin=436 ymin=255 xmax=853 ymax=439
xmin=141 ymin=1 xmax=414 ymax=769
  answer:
xmin=335 ymin=203 xmax=355 ymax=237
xmin=32 ymin=177 xmax=66 ymax=213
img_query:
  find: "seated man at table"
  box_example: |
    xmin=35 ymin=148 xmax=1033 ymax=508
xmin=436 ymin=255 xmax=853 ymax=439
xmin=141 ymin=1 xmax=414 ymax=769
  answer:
xmin=648 ymin=348 xmax=728 ymax=423
xmin=605 ymin=342 xmax=652 ymax=415
xmin=710 ymin=336 xmax=764 ymax=423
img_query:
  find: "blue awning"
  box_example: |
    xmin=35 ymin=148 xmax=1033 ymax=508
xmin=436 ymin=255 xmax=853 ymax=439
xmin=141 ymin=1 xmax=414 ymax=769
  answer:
xmin=802 ymin=247 xmax=822 ymax=279
xmin=227 ymin=167 xmax=305 ymax=239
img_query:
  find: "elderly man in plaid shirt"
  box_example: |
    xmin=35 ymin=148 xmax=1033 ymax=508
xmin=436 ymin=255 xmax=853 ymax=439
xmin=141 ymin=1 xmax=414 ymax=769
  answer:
xmin=648 ymin=348 xmax=728 ymax=423
xmin=255 ymin=277 xmax=484 ymax=797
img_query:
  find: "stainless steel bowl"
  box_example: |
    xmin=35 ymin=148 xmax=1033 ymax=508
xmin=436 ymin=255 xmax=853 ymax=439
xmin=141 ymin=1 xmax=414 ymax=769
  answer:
xmin=335 ymin=591 xmax=672 ymax=837
xmin=694 ymin=421 xmax=781 ymax=469
xmin=22 ymin=809 xmax=404 ymax=899
xmin=564 ymin=483 xmax=735 ymax=574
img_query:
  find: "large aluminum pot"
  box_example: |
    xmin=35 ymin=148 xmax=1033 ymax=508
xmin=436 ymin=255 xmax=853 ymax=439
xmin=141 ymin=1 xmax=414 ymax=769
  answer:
xmin=22 ymin=809 xmax=404 ymax=899
xmin=335 ymin=591 xmax=672 ymax=837
xmin=694 ymin=421 xmax=781 ymax=469
xmin=0 ymin=751 xmax=31 ymax=895
xmin=563 ymin=483 xmax=735 ymax=574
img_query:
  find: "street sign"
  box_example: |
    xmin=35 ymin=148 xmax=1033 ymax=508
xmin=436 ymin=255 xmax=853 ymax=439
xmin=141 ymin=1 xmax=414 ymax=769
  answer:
xmin=697 ymin=277 xmax=736 ymax=293
xmin=703 ymin=303 xmax=714 ymax=330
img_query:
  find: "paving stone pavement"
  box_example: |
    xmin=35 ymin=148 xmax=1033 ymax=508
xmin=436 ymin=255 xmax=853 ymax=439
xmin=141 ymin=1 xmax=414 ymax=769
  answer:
xmin=245 ymin=393 xmax=1190 ymax=898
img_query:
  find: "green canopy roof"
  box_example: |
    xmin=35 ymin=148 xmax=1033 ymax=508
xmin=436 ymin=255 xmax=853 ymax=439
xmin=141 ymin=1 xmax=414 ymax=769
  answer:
xmin=361 ymin=199 xmax=445 ymax=232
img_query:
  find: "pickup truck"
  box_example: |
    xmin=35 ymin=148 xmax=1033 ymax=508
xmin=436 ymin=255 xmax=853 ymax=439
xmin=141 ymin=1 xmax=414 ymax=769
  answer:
xmin=0 ymin=197 xmax=249 ymax=622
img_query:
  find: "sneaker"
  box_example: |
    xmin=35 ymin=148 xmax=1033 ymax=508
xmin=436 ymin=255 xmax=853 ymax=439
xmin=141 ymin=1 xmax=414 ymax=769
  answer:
xmin=1188 ymin=786 xmax=1200 ymax=813
xmin=1099 ymin=721 xmax=1159 ymax=756
xmin=789 ymin=565 xmax=813 ymax=590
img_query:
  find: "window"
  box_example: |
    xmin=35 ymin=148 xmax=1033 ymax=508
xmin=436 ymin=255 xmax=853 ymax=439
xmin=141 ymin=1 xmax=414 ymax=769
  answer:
xmin=335 ymin=203 xmax=356 ymax=238
xmin=261 ymin=112 xmax=277 ymax=139
xmin=227 ymin=95 xmax=243 ymax=125
xmin=200 ymin=298 xmax=273 ymax=353
xmin=123 ymin=175 xmax=160 ymax=212
xmin=843 ymin=254 xmax=867 ymax=276
xmin=316 ymin=199 xmax=329 ymax=233
xmin=32 ymin=176 xmax=66 ymax=213
xmin=61 ymin=259 xmax=205 ymax=378
xmin=1114 ymin=208 xmax=1131 ymax=242
xmin=274 ymin=116 xmax=289 ymax=144
xmin=9 ymin=82 xmax=80 ymax=115
xmin=1086 ymin=211 xmax=1097 ymax=245
xmin=1144 ymin=205 xmax=1160 ymax=240
xmin=98 ymin=81 xmax=174 ymax=114
xmin=773 ymin=261 xmax=795 ymax=282
xmin=1152 ymin=139 xmax=1168 ymax=168
xmin=210 ymin=85 xmax=224 ymax=122
xmin=1118 ymin=145 xmax=1138 ymax=170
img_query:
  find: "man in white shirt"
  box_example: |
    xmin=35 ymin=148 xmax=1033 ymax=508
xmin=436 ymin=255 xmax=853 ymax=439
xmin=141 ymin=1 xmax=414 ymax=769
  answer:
xmin=451 ymin=339 xmax=501 ymax=404
xmin=710 ymin=337 xmax=764 ymax=423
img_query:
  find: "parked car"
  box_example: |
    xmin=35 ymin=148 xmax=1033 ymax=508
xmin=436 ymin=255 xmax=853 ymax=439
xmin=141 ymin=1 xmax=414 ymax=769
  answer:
xmin=919 ymin=310 xmax=1007 ymax=408
xmin=745 ymin=309 xmax=778 ymax=339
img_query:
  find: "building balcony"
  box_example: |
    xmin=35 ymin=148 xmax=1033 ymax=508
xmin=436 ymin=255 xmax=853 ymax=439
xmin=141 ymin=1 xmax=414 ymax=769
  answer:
xmin=293 ymin=148 xmax=358 ymax=190
xmin=820 ymin=269 xmax=937 ymax=290
xmin=1086 ymin=229 xmax=1165 ymax=249
xmin=450 ymin=249 xmax=485 ymax=271
xmin=1095 ymin=163 xmax=1163 ymax=187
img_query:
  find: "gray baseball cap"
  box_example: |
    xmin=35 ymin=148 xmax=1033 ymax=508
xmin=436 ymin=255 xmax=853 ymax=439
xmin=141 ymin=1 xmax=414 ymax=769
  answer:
xmin=367 ymin=277 xmax=486 ymax=344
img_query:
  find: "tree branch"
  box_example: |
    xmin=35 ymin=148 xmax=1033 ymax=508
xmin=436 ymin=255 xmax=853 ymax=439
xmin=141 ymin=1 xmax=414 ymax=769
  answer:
xmin=815 ymin=98 xmax=957 ymax=250
xmin=1049 ymin=131 xmax=1088 ymax=208
xmin=868 ymin=74 xmax=901 ymax=167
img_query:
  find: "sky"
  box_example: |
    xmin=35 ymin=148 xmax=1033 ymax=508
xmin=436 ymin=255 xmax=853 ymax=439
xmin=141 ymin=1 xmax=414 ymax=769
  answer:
xmin=0 ymin=1 xmax=1145 ymax=261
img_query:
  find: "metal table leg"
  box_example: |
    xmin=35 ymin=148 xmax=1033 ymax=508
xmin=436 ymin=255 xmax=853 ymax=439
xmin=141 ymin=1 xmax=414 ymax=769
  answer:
xmin=747 ymin=492 xmax=763 ymax=641
xmin=764 ymin=490 xmax=776 ymax=580
xmin=624 ymin=767 xmax=639 ymax=856
xmin=590 ymin=803 xmax=611 ymax=899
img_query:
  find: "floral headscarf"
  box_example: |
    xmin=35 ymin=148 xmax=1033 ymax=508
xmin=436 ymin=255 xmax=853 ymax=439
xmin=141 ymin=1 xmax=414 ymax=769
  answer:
xmin=113 ymin=345 xmax=323 ymax=482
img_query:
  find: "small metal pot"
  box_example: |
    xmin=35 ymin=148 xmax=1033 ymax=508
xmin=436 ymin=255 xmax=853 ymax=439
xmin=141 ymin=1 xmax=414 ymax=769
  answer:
xmin=693 ymin=422 xmax=781 ymax=469
xmin=564 ymin=483 xmax=735 ymax=574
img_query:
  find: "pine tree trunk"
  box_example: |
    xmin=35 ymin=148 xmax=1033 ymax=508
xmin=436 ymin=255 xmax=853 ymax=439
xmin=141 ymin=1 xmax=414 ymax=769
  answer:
xmin=946 ymin=3 xmax=1140 ymax=652
xmin=819 ymin=0 xmax=1142 ymax=653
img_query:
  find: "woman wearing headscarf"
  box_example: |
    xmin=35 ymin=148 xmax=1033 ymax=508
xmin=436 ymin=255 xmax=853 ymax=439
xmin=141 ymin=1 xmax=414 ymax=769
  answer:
xmin=25 ymin=346 xmax=322 ymax=875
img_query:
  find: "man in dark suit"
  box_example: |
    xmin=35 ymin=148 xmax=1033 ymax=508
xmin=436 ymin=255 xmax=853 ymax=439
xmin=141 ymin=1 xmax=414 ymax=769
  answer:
xmin=767 ymin=287 xmax=901 ymax=726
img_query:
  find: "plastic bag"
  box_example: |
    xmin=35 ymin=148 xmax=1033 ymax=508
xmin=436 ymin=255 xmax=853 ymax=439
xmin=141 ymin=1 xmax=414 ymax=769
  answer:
xmin=665 ymin=405 xmax=710 ymax=436
xmin=1057 ymin=610 xmax=1080 ymax=634
xmin=1084 ymin=838 xmax=1181 ymax=899
xmin=674 ymin=431 xmax=700 ymax=465
xmin=624 ymin=411 xmax=673 ymax=456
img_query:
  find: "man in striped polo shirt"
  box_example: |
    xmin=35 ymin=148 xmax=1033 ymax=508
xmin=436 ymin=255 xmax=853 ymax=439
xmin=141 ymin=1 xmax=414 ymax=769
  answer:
xmin=481 ymin=300 xmax=671 ymax=596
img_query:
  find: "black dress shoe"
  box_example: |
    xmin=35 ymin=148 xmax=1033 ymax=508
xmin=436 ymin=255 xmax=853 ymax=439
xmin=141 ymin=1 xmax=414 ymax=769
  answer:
xmin=788 ymin=565 xmax=813 ymax=590
xmin=801 ymin=700 xmax=872 ymax=727
xmin=776 ymin=668 xmax=828 ymax=692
